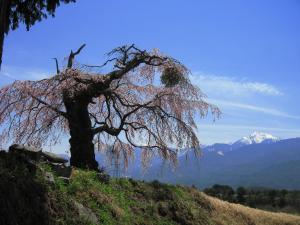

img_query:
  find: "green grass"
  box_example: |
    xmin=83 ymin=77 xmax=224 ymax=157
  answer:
xmin=52 ymin=168 xmax=300 ymax=225
xmin=54 ymin=169 xmax=212 ymax=225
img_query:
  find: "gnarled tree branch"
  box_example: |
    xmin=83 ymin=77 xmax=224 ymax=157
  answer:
xmin=67 ymin=44 xmax=86 ymax=68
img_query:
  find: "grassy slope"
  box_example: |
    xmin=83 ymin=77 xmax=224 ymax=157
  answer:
xmin=206 ymin=195 xmax=300 ymax=225
xmin=0 ymin=151 xmax=299 ymax=225
xmin=59 ymin=169 xmax=300 ymax=225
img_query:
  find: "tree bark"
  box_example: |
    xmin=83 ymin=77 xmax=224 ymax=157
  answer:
xmin=0 ymin=23 xmax=4 ymax=69
xmin=0 ymin=0 xmax=9 ymax=69
xmin=64 ymin=98 xmax=99 ymax=170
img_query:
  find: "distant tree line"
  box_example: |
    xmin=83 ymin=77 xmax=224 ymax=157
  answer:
xmin=203 ymin=184 xmax=300 ymax=214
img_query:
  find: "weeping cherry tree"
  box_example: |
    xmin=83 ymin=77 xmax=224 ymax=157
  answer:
xmin=0 ymin=44 xmax=220 ymax=170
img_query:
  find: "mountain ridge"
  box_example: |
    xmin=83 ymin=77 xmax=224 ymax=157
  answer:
xmin=108 ymin=136 xmax=300 ymax=190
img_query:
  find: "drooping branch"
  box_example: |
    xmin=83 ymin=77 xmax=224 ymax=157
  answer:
xmin=84 ymin=46 xmax=220 ymax=164
xmin=91 ymin=92 xmax=167 ymax=135
xmin=0 ymin=44 xmax=220 ymax=168
xmin=28 ymin=93 xmax=67 ymax=118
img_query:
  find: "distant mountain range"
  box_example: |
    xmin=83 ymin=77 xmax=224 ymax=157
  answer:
xmin=98 ymin=132 xmax=300 ymax=190
xmin=204 ymin=131 xmax=280 ymax=153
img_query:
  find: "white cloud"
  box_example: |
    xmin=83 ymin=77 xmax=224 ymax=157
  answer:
xmin=197 ymin=124 xmax=300 ymax=144
xmin=210 ymin=99 xmax=300 ymax=120
xmin=0 ymin=65 xmax=51 ymax=81
xmin=190 ymin=73 xmax=283 ymax=97
xmin=199 ymin=124 xmax=300 ymax=133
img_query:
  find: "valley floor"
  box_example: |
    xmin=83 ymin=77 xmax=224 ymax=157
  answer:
xmin=205 ymin=195 xmax=300 ymax=225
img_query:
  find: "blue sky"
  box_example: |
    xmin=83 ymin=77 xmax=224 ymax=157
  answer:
xmin=1 ymin=0 xmax=300 ymax=147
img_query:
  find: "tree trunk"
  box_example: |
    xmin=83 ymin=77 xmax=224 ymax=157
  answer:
xmin=0 ymin=22 xmax=4 ymax=69
xmin=64 ymin=98 xmax=98 ymax=170
xmin=0 ymin=0 xmax=10 ymax=69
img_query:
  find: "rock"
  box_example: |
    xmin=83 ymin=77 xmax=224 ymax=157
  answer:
xmin=44 ymin=172 xmax=55 ymax=184
xmin=50 ymin=164 xmax=73 ymax=178
xmin=73 ymin=201 xmax=99 ymax=224
xmin=42 ymin=151 xmax=68 ymax=164
xmin=9 ymin=144 xmax=42 ymax=161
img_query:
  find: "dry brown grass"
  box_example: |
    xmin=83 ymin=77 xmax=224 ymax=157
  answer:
xmin=203 ymin=193 xmax=300 ymax=225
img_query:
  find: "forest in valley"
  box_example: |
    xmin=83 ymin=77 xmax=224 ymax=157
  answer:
xmin=204 ymin=184 xmax=300 ymax=215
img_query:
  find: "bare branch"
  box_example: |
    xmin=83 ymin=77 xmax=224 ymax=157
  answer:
xmin=67 ymin=44 xmax=86 ymax=69
xmin=53 ymin=58 xmax=60 ymax=74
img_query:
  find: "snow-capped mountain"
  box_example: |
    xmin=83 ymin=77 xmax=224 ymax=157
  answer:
xmin=233 ymin=132 xmax=280 ymax=147
xmin=203 ymin=132 xmax=280 ymax=153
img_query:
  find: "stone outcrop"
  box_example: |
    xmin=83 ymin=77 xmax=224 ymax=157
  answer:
xmin=73 ymin=201 xmax=99 ymax=224
xmin=9 ymin=144 xmax=42 ymax=161
xmin=41 ymin=151 xmax=68 ymax=164
xmin=50 ymin=164 xmax=73 ymax=178
xmin=8 ymin=144 xmax=72 ymax=179
xmin=9 ymin=144 xmax=68 ymax=164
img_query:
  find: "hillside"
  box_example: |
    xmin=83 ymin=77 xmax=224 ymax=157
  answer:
xmin=1 ymin=150 xmax=299 ymax=225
